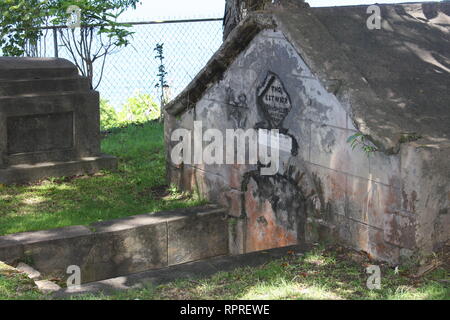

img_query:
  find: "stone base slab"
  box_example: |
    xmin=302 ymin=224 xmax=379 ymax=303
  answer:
xmin=0 ymin=205 xmax=228 ymax=284
xmin=54 ymin=245 xmax=305 ymax=298
xmin=0 ymin=154 xmax=118 ymax=185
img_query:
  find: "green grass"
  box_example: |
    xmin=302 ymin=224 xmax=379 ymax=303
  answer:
xmin=0 ymin=245 xmax=448 ymax=300
xmin=74 ymin=245 xmax=449 ymax=300
xmin=0 ymin=262 xmax=44 ymax=300
xmin=0 ymin=121 xmax=205 ymax=236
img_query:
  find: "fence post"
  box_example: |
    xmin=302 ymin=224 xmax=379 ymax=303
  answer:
xmin=53 ymin=28 xmax=59 ymax=58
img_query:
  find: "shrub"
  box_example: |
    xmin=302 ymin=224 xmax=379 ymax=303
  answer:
xmin=119 ymin=90 xmax=160 ymax=124
xmin=100 ymin=92 xmax=160 ymax=131
xmin=100 ymin=99 xmax=120 ymax=131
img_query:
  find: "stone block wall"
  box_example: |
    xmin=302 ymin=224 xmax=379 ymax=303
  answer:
xmin=165 ymin=30 xmax=449 ymax=263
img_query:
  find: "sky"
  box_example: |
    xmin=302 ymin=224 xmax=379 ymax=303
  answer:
xmin=120 ymin=0 xmax=441 ymax=21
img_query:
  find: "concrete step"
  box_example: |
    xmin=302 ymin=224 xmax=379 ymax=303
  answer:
xmin=0 ymin=91 xmax=99 ymax=118
xmin=0 ymin=57 xmax=78 ymax=80
xmin=0 ymin=77 xmax=90 ymax=96
xmin=0 ymin=68 xmax=79 ymax=81
xmin=54 ymin=245 xmax=305 ymax=298
xmin=0 ymin=205 xmax=229 ymax=284
xmin=0 ymin=89 xmax=97 ymax=102
xmin=0 ymin=154 xmax=118 ymax=185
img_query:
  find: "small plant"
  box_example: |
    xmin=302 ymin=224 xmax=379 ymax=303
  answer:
xmin=228 ymin=217 xmax=238 ymax=226
xmin=168 ymin=184 xmax=180 ymax=194
xmin=347 ymin=132 xmax=378 ymax=155
xmin=154 ymin=43 xmax=169 ymax=119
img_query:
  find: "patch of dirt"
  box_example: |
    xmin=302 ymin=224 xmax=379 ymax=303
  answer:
xmin=326 ymin=243 xmax=450 ymax=284
xmin=140 ymin=185 xmax=171 ymax=200
xmin=324 ymin=244 xmax=371 ymax=265
xmin=347 ymin=250 xmax=371 ymax=265
xmin=415 ymin=241 xmax=450 ymax=280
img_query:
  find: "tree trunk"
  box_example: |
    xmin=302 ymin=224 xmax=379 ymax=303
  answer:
xmin=223 ymin=0 xmax=269 ymax=41
xmin=223 ymin=1 xmax=309 ymax=41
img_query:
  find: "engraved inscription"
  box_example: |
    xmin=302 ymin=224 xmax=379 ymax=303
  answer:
xmin=7 ymin=112 xmax=74 ymax=154
xmin=257 ymin=72 xmax=292 ymax=129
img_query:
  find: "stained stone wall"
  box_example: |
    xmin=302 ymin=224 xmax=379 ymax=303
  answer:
xmin=165 ymin=29 xmax=449 ymax=263
xmin=0 ymin=57 xmax=117 ymax=184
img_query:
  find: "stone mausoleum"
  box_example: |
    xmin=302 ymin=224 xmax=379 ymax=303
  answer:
xmin=165 ymin=1 xmax=450 ymax=263
xmin=0 ymin=57 xmax=117 ymax=184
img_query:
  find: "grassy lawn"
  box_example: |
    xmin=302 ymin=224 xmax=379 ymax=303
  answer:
xmin=74 ymin=244 xmax=448 ymax=300
xmin=0 ymin=121 xmax=204 ymax=236
xmin=0 ymin=262 xmax=42 ymax=300
xmin=3 ymin=244 xmax=444 ymax=300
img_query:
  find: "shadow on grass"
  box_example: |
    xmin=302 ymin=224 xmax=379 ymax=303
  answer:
xmin=144 ymin=246 xmax=449 ymax=301
xmin=60 ymin=245 xmax=449 ymax=301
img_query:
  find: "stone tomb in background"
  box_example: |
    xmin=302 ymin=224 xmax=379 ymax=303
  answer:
xmin=0 ymin=57 xmax=117 ymax=184
xmin=164 ymin=2 xmax=450 ymax=264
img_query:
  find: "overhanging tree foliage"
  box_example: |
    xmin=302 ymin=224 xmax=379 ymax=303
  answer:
xmin=0 ymin=0 xmax=49 ymax=57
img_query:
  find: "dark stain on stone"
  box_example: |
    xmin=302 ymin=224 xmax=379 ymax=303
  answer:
xmin=286 ymin=132 xmax=299 ymax=156
xmin=321 ymin=128 xmax=336 ymax=153
xmin=410 ymin=190 xmax=417 ymax=212
xmin=257 ymin=216 xmax=268 ymax=227
xmin=402 ymin=189 xmax=418 ymax=213
xmin=242 ymin=168 xmax=308 ymax=242
xmin=402 ymin=189 xmax=408 ymax=211
xmin=311 ymin=172 xmax=327 ymax=218
xmin=226 ymin=87 xmax=249 ymax=128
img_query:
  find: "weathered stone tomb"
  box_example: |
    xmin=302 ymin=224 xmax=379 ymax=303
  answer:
xmin=0 ymin=57 xmax=117 ymax=184
xmin=165 ymin=1 xmax=450 ymax=264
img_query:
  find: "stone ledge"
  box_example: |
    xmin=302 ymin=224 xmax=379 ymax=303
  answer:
xmin=0 ymin=204 xmax=228 ymax=284
xmin=0 ymin=225 xmax=92 ymax=246
xmin=54 ymin=245 xmax=305 ymax=297
xmin=0 ymin=76 xmax=90 ymax=97
xmin=0 ymin=154 xmax=118 ymax=185
xmin=0 ymin=57 xmax=78 ymax=80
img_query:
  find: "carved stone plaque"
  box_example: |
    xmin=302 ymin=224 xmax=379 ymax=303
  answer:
xmin=7 ymin=112 xmax=74 ymax=155
xmin=257 ymin=72 xmax=292 ymax=129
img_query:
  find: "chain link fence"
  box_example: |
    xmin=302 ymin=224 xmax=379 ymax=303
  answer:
xmin=23 ymin=18 xmax=224 ymax=110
